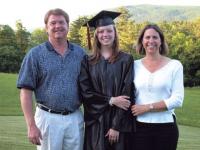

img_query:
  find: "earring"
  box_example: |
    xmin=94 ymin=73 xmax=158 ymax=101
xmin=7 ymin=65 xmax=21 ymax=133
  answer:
xmin=159 ymin=47 xmax=162 ymax=54
xmin=142 ymin=46 xmax=145 ymax=53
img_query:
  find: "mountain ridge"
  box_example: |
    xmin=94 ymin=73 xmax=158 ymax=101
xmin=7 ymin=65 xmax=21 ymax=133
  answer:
xmin=120 ymin=5 xmax=200 ymax=22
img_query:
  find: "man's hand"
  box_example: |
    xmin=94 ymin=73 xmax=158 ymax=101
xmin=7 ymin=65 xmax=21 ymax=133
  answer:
xmin=28 ymin=124 xmax=42 ymax=145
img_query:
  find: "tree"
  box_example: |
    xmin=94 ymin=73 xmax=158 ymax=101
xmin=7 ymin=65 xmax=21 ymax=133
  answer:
xmin=79 ymin=26 xmax=90 ymax=50
xmin=192 ymin=17 xmax=200 ymax=38
xmin=166 ymin=21 xmax=200 ymax=86
xmin=116 ymin=7 xmax=137 ymax=55
xmin=0 ymin=25 xmax=17 ymax=47
xmin=15 ymin=20 xmax=31 ymax=51
xmin=68 ymin=16 xmax=88 ymax=45
xmin=68 ymin=16 xmax=92 ymax=51
xmin=30 ymin=28 xmax=48 ymax=47
xmin=0 ymin=46 xmax=25 ymax=73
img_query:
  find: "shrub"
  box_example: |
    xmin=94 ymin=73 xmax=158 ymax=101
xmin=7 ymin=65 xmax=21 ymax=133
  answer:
xmin=0 ymin=46 xmax=25 ymax=73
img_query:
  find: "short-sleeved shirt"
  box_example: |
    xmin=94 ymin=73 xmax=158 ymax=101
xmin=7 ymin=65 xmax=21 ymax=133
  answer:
xmin=17 ymin=41 xmax=86 ymax=112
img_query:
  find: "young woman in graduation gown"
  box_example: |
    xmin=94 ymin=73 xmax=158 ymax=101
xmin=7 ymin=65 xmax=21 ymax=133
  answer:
xmin=79 ymin=10 xmax=135 ymax=150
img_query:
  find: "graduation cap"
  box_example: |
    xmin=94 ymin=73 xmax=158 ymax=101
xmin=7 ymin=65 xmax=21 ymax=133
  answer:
xmin=83 ymin=10 xmax=121 ymax=50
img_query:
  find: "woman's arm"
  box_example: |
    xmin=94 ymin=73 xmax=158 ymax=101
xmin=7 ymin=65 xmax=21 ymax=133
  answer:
xmin=132 ymin=100 xmax=167 ymax=116
xmin=132 ymin=60 xmax=184 ymax=116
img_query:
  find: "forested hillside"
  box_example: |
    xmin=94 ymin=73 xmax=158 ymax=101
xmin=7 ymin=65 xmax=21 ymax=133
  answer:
xmin=126 ymin=5 xmax=200 ymax=22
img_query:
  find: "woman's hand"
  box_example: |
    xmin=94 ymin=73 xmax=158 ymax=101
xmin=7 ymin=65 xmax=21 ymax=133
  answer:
xmin=111 ymin=96 xmax=131 ymax=110
xmin=105 ymin=128 xmax=119 ymax=144
xmin=131 ymin=104 xmax=149 ymax=116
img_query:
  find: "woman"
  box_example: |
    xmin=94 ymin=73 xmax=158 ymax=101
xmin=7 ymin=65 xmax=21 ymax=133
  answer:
xmin=131 ymin=24 xmax=184 ymax=150
xmin=79 ymin=10 xmax=135 ymax=150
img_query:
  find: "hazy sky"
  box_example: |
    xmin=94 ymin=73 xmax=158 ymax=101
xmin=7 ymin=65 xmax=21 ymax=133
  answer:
xmin=0 ymin=0 xmax=200 ymax=30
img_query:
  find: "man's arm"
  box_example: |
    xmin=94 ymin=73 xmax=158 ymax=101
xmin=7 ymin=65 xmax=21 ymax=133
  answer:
xmin=20 ymin=88 xmax=42 ymax=145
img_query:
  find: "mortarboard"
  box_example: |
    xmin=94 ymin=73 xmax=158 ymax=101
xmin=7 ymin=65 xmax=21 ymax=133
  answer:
xmin=83 ymin=10 xmax=121 ymax=50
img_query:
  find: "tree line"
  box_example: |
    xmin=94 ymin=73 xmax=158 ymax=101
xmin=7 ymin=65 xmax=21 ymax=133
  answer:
xmin=0 ymin=7 xmax=199 ymax=86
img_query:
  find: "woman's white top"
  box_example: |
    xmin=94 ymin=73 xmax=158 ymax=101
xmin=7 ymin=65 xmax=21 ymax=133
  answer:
xmin=134 ymin=59 xmax=184 ymax=123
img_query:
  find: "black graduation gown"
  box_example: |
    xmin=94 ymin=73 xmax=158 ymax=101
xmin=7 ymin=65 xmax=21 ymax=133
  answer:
xmin=79 ymin=52 xmax=135 ymax=150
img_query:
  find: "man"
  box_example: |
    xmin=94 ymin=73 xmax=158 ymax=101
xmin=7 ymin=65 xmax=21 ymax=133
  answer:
xmin=17 ymin=8 xmax=85 ymax=150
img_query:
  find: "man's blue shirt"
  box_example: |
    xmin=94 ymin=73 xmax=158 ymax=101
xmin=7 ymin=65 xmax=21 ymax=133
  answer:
xmin=17 ymin=41 xmax=86 ymax=112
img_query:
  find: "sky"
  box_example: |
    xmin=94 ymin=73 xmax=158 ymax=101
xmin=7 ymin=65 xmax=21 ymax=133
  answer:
xmin=0 ymin=0 xmax=200 ymax=30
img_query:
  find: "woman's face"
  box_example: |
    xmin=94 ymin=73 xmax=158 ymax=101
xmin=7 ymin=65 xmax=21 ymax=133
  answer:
xmin=142 ymin=28 xmax=161 ymax=55
xmin=96 ymin=24 xmax=115 ymax=47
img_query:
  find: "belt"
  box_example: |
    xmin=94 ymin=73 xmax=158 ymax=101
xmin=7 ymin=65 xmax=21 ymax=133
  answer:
xmin=37 ymin=103 xmax=72 ymax=115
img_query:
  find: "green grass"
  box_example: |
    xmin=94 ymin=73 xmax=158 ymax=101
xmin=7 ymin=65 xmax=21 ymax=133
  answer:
xmin=175 ymin=87 xmax=200 ymax=127
xmin=0 ymin=73 xmax=22 ymax=116
xmin=0 ymin=116 xmax=199 ymax=150
xmin=0 ymin=116 xmax=35 ymax=150
xmin=0 ymin=73 xmax=200 ymax=150
xmin=177 ymin=125 xmax=200 ymax=150
xmin=1 ymin=73 xmax=200 ymax=127
xmin=0 ymin=73 xmax=200 ymax=149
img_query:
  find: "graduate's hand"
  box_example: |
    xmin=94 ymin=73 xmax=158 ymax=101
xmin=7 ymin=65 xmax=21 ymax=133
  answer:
xmin=111 ymin=96 xmax=130 ymax=110
xmin=105 ymin=128 xmax=119 ymax=144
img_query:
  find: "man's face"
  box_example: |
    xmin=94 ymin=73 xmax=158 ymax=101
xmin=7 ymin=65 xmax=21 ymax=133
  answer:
xmin=46 ymin=15 xmax=69 ymax=41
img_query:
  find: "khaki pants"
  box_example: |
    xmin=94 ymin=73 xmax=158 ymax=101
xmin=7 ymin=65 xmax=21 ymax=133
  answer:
xmin=35 ymin=107 xmax=84 ymax=150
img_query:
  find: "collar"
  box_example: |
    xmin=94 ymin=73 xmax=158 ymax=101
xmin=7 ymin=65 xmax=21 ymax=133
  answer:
xmin=45 ymin=40 xmax=74 ymax=51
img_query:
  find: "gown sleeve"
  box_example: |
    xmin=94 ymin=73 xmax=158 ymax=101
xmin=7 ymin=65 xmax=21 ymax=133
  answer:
xmin=111 ymin=55 xmax=135 ymax=131
xmin=78 ymin=55 xmax=111 ymax=125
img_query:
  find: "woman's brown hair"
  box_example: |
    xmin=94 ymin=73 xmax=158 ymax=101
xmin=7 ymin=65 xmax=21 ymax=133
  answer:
xmin=136 ymin=24 xmax=168 ymax=55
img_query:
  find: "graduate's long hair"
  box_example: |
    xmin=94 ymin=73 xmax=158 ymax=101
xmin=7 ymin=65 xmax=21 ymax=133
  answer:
xmin=89 ymin=25 xmax=120 ymax=64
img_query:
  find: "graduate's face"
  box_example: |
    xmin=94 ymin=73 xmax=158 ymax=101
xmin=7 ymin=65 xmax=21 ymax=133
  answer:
xmin=96 ymin=24 xmax=115 ymax=47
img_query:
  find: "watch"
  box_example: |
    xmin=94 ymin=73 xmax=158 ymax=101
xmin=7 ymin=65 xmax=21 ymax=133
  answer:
xmin=109 ymin=97 xmax=114 ymax=106
xmin=149 ymin=103 xmax=154 ymax=111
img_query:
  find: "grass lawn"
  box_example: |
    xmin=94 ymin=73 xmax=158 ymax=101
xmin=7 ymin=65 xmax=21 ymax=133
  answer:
xmin=0 ymin=116 xmax=199 ymax=150
xmin=0 ymin=73 xmax=200 ymax=149
xmin=0 ymin=116 xmax=34 ymax=150
xmin=175 ymin=87 xmax=200 ymax=127
xmin=178 ymin=125 xmax=200 ymax=150
xmin=0 ymin=73 xmax=200 ymax=127
xmin=0 ymin=73 xmax=22 ymax=116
